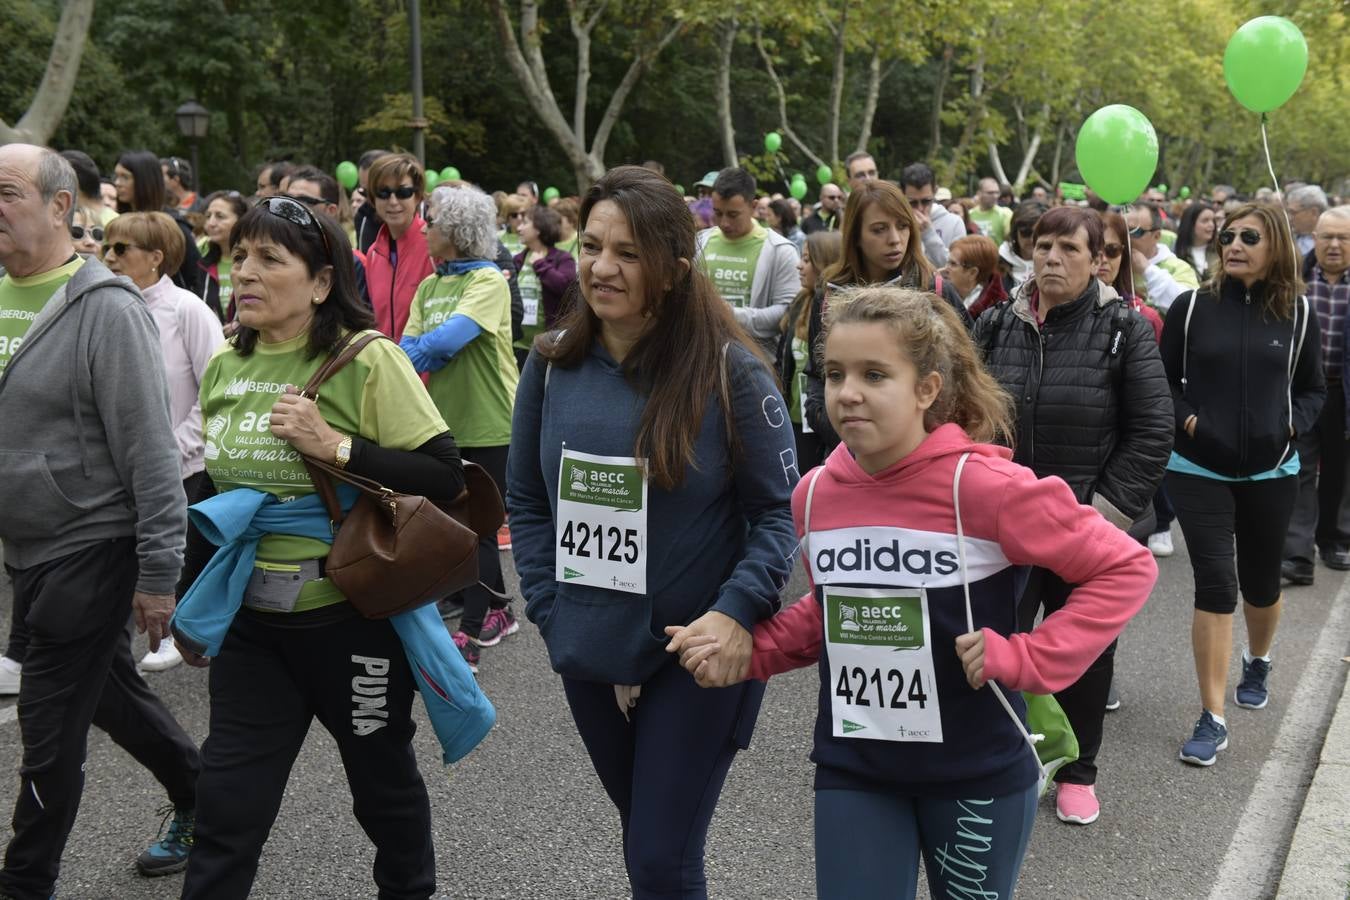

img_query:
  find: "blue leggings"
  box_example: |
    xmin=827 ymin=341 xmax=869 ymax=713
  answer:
xmin=815 ymin=785 xmax=1038 ymax=900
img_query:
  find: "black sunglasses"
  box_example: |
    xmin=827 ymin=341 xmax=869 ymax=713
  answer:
xmin=101 ymin=241 xmax=141 ymax=257
xmin=260 ymin=196 xmax=332 ymax=260
xmin=1016 ymin=225 xmax=1036 ymax=237
xmin=1103 ymin=242 xmax=1123 ymax=259
xmin=71 ymin=224 xmax=105 ymax=242
xmin=289 ymin=194 xmax=327 ymax=208
xmin=375 ymin=185 xmax=417 ymax=201
xmin=1219 ymin=228 xmax=1261 ymax=247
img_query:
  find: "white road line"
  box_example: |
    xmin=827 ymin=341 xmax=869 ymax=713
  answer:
xmin=0 ymin=705 xmax=16 ymax=727
xmin=1208 ymin=574 xmax=1350 ymax=900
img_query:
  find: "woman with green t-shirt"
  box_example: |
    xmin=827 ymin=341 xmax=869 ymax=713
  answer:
xmin=179 ymin=197 xmax=466 ymax=900
xmin=401 ymin=184 xmax=521 ymax=673
xmin=775 ymin=229 xmax=840 ymax=471
xmin=512 ymin=204 xmax=577 ymax=369
xmin=199 ymin=190 xmax=248 ymax=323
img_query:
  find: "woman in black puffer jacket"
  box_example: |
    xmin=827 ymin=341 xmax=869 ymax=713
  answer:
xmin=1161 ymin=202 xmax=1325 ymax=770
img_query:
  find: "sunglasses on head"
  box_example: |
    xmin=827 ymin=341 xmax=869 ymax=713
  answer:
xmin=260 ymin=196 xmax=332 ymax=260
xmin=1103 ymin=242 xmax=1123 ymax=259
xmin=1128 ymin=225 xmax=1159 ymax=239
xmin=375 ymin=185 xmax=417 ymax=200
xmin=71 ymin=225 xmax=104 ymax=242
xmin=101 ymin=241 xmax=141 ymax=257
xmin=1219 ymin=228 xmax=1261 ymax=247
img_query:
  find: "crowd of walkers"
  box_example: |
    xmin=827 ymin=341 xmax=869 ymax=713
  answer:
xmin=0 ymin=140 xmax=1346 ymax=900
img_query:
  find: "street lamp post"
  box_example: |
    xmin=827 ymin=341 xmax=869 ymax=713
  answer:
xmin=175 ymin=100 xmax=210 ymax=194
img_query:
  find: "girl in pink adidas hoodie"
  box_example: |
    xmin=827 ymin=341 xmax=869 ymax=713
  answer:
xmin=668 ymin=286 xmax=1156 ymax=900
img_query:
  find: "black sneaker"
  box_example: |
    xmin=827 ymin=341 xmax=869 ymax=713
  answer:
xmin=1320 ymin=545 xmax=1350 ymax=571
xmin=136 ymin=805 xmax=194 ymax=876
xmin=437 ymin=598 xmax=464 ymax=622
xmin=1281 ymin=559 xmax=1314 ymax=586
xmin=1235 ymin=655 xmax=1271 ymax=709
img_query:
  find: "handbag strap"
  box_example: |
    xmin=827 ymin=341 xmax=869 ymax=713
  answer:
xmin=297 ymin=331 xmax=389 ymax=522
xmin=952 ymin=453 xmax=1044 ymax=756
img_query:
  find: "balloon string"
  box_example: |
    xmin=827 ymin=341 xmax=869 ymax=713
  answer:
xmin=1260 ymin=112 xmax=1301 ymax=273
xmin=1124 ymin=204 xmax=1137 ymax=300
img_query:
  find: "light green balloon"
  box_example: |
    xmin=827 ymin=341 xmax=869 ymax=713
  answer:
xmin=441 ymin=166 xmax=460 ymax=182
xmin=816 ymin=165 xmax=833 ymax=186
xmin=542 ymin=186 xmax=561 ymax=203
xmin=1074 ymin=105 xmax=1159 ymax=206
xmin=764 ymin=132 xmax=782 ymax=154
xmin=1224 ymin=16 xmax=1308 ymax=114
xmin=335 ymin=161 xmax=358 ymax=191
xmin=790 ymin=179 xmax=808 ymax=201
xmin=424 ymin=170 xmax=439 ymax=191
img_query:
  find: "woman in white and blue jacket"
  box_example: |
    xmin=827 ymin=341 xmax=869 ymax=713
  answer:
xmin=507 ymin=166 xmax=798 ymax=900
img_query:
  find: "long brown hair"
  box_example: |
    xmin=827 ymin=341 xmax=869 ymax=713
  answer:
xmin=821 ymin=286 xmax=1014 ymax=443
xmin=1208 ymin=202 xmax=1302 ymax=320
xmin=820 ymin=181 xmax=934 ymax=290
xmin=785 ymin=231 xmax=843 ymax=342
xmin=536 ymin=166 xmax=762 ymax=490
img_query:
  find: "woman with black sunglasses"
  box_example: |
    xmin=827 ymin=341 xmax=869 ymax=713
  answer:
xmin=69 ymin=207 xmax=104 ymax=258
xmin=113 ymin=149 xmax=204 ymax=295
xmin=1160 ymin=202 xmax=1325 ymax=769
xmin=364 ymin=153 xmax=433 ymax=340
xmin=175 ymin=197 xmax=476 ymax=900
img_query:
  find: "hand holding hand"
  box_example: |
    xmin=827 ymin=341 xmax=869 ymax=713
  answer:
xmin=133 ymin=591 xmax=177 ymax=653
xmin=955 ymin=630 xmax=986 ymax=690
xmin=1184 ymin=415 xmax=1197 ymax=438
xmin=665 ymin=611 xmax=752 ymax=688
xmin=270 ymin=387 xmax=343 ymax=459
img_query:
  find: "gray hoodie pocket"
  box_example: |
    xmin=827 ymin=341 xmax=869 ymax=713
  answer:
xmin=0 ymin=450 xmax=92 ymax=539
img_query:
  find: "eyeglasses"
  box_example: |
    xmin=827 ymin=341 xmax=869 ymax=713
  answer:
xmin=1128 ymin=225 xmax=1159 ymax=239
xmin=1103 ymin=242 xmax=1123 ymax=259
xmin=101 ymin=241 xmax=142 ymax=257
xmin=260 ymin=196 xmax=332 ymax=260
xmin=71 ymin=225 xmax=104 ymax=242
xmin=944 ymin=258 xmax=974 ymax=270
xmin=1219 ymin=228 xmax=1262 ymax=247
xmin=375 ymin=185 xmax=417 ymax=200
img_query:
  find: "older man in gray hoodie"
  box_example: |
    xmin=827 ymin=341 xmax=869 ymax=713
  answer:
xmin=0 ymin=145 xmax=198 ymax=899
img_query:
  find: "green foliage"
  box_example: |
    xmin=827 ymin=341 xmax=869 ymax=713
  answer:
xmin=3 ymin=0 xmax=1346 ymax=197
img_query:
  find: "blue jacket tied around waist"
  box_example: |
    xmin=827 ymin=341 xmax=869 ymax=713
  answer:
xmin=171 ymin=486 xmax=494 ymax=765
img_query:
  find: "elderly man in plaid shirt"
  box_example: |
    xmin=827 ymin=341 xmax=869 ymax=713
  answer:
xmin=1284 ymin=205 xmax=1350 ymax=585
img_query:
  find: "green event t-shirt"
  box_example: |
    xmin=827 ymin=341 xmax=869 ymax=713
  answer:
xmin=702 ymin=223 xmax=767 ymax=308
xmin=199 ymin=329 xmax=447 ymax=611
xmin=970 ymin=206 xmax=1013 ymax=245
xmin=403 ymin=267 xmax=519 ymax=448
xmin=215 ymin=256 xmax=233 ymax=317
xmin=0 ymin=256 xmax=85 ymax=377
xmin=513 ymin=252 xmax=543 ymax=353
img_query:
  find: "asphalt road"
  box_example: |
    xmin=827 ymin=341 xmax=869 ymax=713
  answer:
xmin=0 ymin=532 xmax=1345 ymax=900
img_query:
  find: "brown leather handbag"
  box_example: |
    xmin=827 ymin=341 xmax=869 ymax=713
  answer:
xmin=298 ymin=332 xmax=505 ymax=619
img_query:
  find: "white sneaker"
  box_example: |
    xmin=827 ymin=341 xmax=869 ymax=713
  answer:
xmin=1148 ymin=531 xmax=1174 ymax=558
xmin=139 ymin=641 xmax=183 ymax=673
xmin=0 ymin=655 xmax=21 ymax=696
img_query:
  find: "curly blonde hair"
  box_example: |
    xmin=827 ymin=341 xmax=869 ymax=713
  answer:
xmin=821 ymin=286 xmax=1014 ymax=443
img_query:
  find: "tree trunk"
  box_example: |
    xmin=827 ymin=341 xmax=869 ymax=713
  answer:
xmin=929 ymin=44 xmax=953 ymax=158
xmin=755 ymin=26 xmax=828 ymax=171
xmin=854 ymin=48 xmax=883 ymax=156
xmin=825 ymin=2 xmax=849 ymax=165
xmin=942 ymin=49 xmax=986 ymax=185
xmin=0 ymin=0 xmax=96 ymax=145
xmin=716 ymin=18 xmax=739 ymax=168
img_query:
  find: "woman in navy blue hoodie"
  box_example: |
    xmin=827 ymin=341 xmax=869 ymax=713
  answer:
xmin=506 ymin=166 xmax=798 ymax=899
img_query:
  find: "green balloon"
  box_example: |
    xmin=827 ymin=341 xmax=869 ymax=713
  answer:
xmin=790 ymin=179 xmax=808 ymax=201
xmin=335 ymin=161 xmax=358 ymax=191
xmin=441 ymin=166 xmax=460 ymax=182
xmin=816 ymin=165 xmax=833 ymax=186
xmin=1074 ymin=105 xmax=1159 ymax=206
xmin=792 ymin=173 xmax=806 ymax=184
xmin=764 ymin=132 xmax=782 ymax=154
xmin=675 ymin=184 xmax=685 ymax=196
xmin=543 ymin=186 xmax=561 ymax=203
xmin=1224 ymin=16 xmax=1308 ymax=114
xmin=1179 ymin=186 xmax=1191 ymax=199
xmin=1156 ymin=183 xmax=1168 ymax=194
xmin=424 ymin=170 xmax=439 ymax=191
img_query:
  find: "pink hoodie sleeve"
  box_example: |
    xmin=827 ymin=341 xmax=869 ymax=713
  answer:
xmin=748 ymin=594 xmax=823 ymax=680
xmin=747 ymin=474 xmax=824 ymax=680
xmin=978 ymin=462 xmax=1157 ymax=695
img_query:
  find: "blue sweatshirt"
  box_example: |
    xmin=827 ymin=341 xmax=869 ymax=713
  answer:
xmin=506 ymin=339 xmax=799 ymax=684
